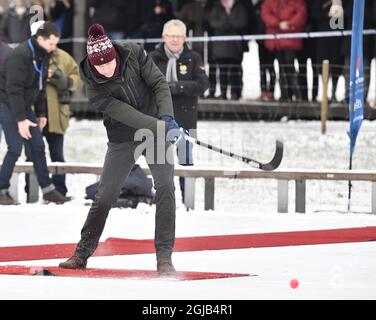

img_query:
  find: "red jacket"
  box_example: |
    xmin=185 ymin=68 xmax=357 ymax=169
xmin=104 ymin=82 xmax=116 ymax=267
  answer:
xmin=261 ymin=0 xmax=307 ymax=52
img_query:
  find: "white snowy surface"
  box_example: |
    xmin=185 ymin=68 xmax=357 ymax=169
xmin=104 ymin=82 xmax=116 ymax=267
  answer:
xmin=0 ymin=204 xmax=376 ymax=300
xmin=1 ymin=120 xmax=376 ymax=300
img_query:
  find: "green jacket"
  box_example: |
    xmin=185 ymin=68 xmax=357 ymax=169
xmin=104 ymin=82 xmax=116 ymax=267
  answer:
xmin=80 ymin=42 xmax=173 ymax=143
xmin=47 ymin=48 xmax=82 ymax=134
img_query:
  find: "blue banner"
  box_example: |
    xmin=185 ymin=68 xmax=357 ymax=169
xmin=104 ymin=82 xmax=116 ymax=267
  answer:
xmin=348 ymin=0 xmax=365 ymax=157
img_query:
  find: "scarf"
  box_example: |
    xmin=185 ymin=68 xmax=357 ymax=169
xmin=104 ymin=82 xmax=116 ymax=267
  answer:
xmin=164 ymin=45 xmax=183 ymax=82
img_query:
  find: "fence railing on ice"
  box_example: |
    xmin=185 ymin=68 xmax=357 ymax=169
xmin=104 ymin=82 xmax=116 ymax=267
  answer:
xmin=7 ymin=162 xmax=376 ymax=214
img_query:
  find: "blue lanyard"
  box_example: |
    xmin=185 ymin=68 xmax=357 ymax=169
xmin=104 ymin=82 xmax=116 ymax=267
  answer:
xmin=27 ymin=38 xmax=44 ymax=91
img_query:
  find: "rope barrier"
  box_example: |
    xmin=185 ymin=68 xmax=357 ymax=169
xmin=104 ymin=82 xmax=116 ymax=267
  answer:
xmin=54 ymin=29 xmax=376 ymax=44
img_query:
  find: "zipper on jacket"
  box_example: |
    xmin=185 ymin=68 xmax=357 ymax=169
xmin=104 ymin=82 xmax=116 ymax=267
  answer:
xmin=127 ymin=84 xmax=138 ymax=107
xmin=129 ymin=78 xmax=139 ymax=105
xmin=121 ymin=85 xmax=137 ymax=107
xmin=121 ymin=86 xmax=131 ymax=104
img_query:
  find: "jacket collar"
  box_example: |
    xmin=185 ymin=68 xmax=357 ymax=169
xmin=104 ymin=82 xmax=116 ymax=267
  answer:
xmin=154 ymin=42 xmax=190 ymax=61
xmin=29 ymin=36 xmax=49 ymax=59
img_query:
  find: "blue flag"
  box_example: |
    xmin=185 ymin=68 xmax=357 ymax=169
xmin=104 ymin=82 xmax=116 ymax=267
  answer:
xmin=348 ymin=0 xmax=365 ymax=157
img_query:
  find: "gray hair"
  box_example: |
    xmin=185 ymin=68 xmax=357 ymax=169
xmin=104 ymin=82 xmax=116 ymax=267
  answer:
xmin=162 ymin=19 xmax=187 ymax=37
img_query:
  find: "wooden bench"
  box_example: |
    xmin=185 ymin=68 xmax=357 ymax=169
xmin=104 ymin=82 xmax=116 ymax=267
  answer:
xmin=8 ymin=162 xmax=376 ymax=213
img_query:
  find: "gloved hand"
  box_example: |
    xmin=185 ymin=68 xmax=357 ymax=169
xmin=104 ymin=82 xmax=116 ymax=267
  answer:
xmin=160 ymin=115 xmax=188 ymax=144
xmin=168 ymin=82 xmax=180 ymax=95
xmin=48 ymin=68 xmax=72 ymax=91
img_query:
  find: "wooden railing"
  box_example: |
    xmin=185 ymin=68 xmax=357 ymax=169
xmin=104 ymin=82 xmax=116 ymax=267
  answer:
xmin=7 ymin=162 xmax=376 ymax=214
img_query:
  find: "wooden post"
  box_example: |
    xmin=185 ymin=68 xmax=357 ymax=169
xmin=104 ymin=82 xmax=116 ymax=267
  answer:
xmin=184 ymin=177 xmax=196 ymax=210
xmin=277 ymin=180 xmax=289 ymax=213
xmin=204 ymin=178 xmax=215 ymax=210
xmin=321 ymin=60 xmax=330 ymax=134
xmin=295 ymin=179 xmax=306 ymax=213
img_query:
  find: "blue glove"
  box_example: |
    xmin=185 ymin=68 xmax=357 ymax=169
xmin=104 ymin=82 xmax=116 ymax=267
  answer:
xmin=160 ymin=115 xmax=188 ymax=144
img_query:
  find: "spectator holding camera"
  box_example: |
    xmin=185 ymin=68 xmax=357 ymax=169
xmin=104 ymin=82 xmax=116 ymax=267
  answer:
xmin=0 ymin=21 xmax=71 ymax=205
xmin=24 ymin=21 xmax=82 ymax=199
xmin=44 ymin=35 xmax=82 ymax=197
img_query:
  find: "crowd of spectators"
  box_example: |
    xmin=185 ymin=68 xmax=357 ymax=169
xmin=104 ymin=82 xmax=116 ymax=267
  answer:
xmin=0 ymin=0 xmax=375 ymax=104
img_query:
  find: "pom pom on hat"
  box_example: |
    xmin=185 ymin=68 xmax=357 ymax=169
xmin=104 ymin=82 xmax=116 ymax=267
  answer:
xmin=87 ymin=23 xmax=116 ymax=66
xmin=88 ymin=24 xmax=105 ymax=38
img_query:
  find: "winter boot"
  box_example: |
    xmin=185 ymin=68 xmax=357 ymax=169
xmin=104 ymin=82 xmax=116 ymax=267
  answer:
xmin=59 ymin=256 xmax=87 ymax=270
xmin=0 ymin=192 xmax=18 ymax=205
xmin=43 ymin=189 xmax=71 ymax=204
xmin=157 ymin=258 xmax=176 ymax=276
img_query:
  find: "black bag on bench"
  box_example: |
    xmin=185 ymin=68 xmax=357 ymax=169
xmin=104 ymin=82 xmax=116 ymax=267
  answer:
xmin=85 ymin=164 xmax=154 ymax=208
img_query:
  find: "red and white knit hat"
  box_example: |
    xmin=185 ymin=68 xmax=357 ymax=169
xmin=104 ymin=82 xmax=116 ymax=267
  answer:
xmin=87 ymin=24 xmax=116 ymax=65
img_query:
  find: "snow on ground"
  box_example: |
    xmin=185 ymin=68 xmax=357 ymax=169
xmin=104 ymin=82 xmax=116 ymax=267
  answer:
xmin=0 ymin=204 xmax=375 ymax=300
xmin=1 ymin=120 xmax=376 ymax=300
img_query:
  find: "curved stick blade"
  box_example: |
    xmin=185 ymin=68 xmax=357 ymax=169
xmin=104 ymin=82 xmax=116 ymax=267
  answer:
xmin=259 ymin=140 xmax=284 ymax=171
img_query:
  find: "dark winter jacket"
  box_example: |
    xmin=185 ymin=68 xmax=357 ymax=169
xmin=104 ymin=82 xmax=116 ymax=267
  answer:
xmin=261 ymin=0 xmax=307 ymax=52
xmin=138 ymin=12 xmax=174 ymax=52
xmin=208 ymin=0 xmax=249 ymax=61
xmin=0 ymin=42 xmax=12 ymax=66
xmin=177 ymin=0 xmax=212 ymax=57
xmin=90 ymin=0 xmax=142 ymax=36
xmin=340 ymin=0 xmax=375 ymax=60
xmin=80 ymin=42 xmax=174 ymax=143
xmin=0 ymin=7 xmax=32 ymax=43
xmin=150 ymin=43 xmax=209 ymax=130
xmin=310 ymin=0 xmax=343 ymax=62
xmin=0 ymin=37 xmax=50 ymax=121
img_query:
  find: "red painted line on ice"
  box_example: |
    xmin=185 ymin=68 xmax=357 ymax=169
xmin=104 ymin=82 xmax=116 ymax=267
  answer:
xmin=0 ymin=226 xmax=375 ymax=262
xmin=0 ymin=264 xmax=251 ymax=281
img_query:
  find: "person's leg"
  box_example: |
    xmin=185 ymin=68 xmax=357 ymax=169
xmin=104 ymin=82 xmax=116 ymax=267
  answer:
xmin=309 ymin=38 xmax=318 ymax=102
xmin=283 ymin=50 xmax=301 ymax=101
xmin=312 ymin=58 xmax=319 ymax=102
xmin=331 ymin=57 xmax=343 ymax=102
xmin=23 ymin=112 xmax=54 ymax=193
xmin=364 ymin=57 xmax=371 ymax=100
xmin=218 ymin=58 xmax=229 ymax=99
xmin=0 ymin=104 xmax=23 ymax=192
xmin=276 ymin=51 xmax=289 ymax=101
xmin=258 ymin=42 xmax=268 ymax=97
xmin=44 ymin=130 xmax=67 ymax=195
xmin=179 ymin=176 xmax=185 ymax=203
xmin=265 ymin=51 xmax=276 ymax=99
xmin=230 ymin=58 xmax=243 ymax=100
xmin=208 ymin=62 xmax=217 ymax=98
xmin=298 ymin=56 xmax=308 ymax=102
xmin=146 ymin=141 xmax=175 ymax=263
xmin=72 ymin=142 xmax=138 ymax=260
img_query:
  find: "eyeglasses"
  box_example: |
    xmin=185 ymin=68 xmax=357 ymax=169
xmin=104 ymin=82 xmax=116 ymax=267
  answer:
xmin=164 ymin=34 xmax=185 ymax=40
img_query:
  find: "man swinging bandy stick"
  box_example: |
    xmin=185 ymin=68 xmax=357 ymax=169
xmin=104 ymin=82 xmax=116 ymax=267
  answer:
xmin=59 ymin=24 xmax=190 ymax=275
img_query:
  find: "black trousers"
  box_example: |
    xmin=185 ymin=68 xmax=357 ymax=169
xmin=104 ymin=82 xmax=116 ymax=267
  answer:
xmin=276 ymin=50 xmax=301 ymax=101
xmin=259 ymin=43 xmax=276 ymax=95
xmin=215 ymin=58 xmax=243 ymax=99
xmin=74 ymin=140 xmax=176 ymax=261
